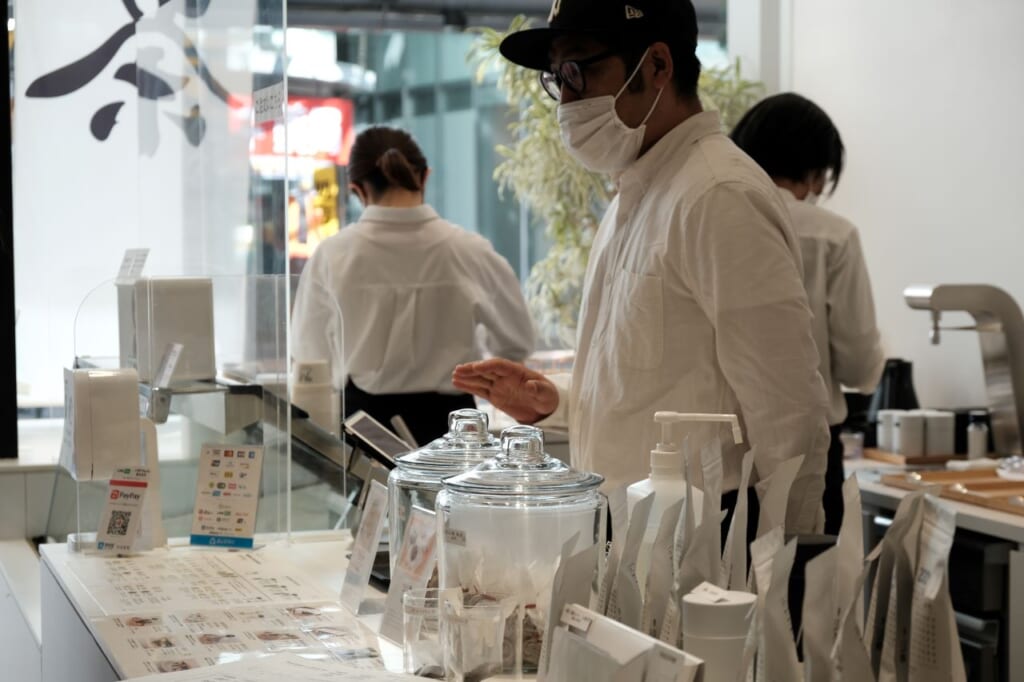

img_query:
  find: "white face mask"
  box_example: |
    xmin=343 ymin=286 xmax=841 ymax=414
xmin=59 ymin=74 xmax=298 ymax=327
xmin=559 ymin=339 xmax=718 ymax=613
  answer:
xmin=557 ymin=48 xmax=665 ymax=174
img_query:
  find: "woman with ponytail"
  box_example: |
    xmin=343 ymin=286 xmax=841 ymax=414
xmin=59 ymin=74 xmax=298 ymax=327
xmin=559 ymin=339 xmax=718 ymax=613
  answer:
xmin=292 ymin=126 xmax=534 ymax=445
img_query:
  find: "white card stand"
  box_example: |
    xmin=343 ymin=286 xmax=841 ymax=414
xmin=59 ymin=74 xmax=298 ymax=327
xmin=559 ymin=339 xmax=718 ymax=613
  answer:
xmin=136 ymin=416 xmax=167 ymax=551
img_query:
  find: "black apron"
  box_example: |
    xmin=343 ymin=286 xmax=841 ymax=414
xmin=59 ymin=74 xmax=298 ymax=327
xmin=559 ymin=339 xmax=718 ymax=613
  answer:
xmin=343 ymin=379 xmax=476 ymax=447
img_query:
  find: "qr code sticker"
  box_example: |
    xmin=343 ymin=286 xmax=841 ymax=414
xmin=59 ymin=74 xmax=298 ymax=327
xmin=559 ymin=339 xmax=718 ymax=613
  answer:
xmin=107 ymin=510 xmax=132 ymax=536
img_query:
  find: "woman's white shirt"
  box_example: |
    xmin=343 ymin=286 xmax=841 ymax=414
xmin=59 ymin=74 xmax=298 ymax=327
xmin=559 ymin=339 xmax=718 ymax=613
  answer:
xmin=292 ymin=204 xmax=534 ymax=394
xmin=781 ymin=188 xmax=885 ymax=424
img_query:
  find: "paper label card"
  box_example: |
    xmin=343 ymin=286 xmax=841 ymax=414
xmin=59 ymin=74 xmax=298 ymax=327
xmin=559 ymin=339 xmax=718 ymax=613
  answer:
xmin=253 ymin=82 xmax=285 ymax=125
xmin=340 ymin=480 xmax=389 ymax=613
xmin=190 ymin=444 xmax=264 ymax=549
xmin=154 ymin=342 xmax=185 ymax=389
xmin=561 ymin=603 xmax=595 ymax=634
xmin=379 ymin=506 xmax=437 ymax=644
xmin=116 ymin=248 xmax=150 ymax=285
xmin=97 ymin=467 xmax=150 ymax=553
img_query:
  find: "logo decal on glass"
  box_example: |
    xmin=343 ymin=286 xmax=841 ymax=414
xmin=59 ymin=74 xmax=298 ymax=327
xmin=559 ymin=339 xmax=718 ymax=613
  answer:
xmin=24 ymin=0 xmax=232 ymax=149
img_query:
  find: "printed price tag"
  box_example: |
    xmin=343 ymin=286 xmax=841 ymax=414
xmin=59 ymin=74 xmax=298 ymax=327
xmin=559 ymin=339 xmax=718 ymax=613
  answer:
xmin=97 ymin=467 xmax=150 ymax=553
xmin=116 ymin=248 xmax=149 ymax=285
xmin=190 ymin=444 xmax=264 ymax=549
xmin=561 ymin=603 xmax=594 ymax=634
xmin=340 ymin=481 xmax=388 ymax=613
xmin=253 ymin=82 xmax=285 ymax=125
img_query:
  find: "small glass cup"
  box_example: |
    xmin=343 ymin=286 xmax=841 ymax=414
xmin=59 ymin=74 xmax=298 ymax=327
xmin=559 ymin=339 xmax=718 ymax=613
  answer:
xmin=441 ymin=591 xmax=509 ymax=682
xmin=403 ymin=587 xmax=450 ymax=679
xmin=840 ymin=429 xmax=865 ymax=459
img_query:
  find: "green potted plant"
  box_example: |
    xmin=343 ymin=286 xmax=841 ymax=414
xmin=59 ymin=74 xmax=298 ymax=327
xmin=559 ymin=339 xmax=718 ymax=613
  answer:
xmin=468 ymin=18 xmax=764 ymax=347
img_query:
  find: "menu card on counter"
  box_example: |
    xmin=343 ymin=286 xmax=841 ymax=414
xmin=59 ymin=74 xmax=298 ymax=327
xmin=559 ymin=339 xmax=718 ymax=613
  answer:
xmin=65 ymin=550 xmax=338 ymax=615
xmin=340 ymin=481 xmax=388 ymax=614
xmin=378 ymin=506 xmax=437 ymax=644
xmin=98 ymin=602 xmax=384 ymax=678
xmin=122 ymin=653 xmax=412 ymax=681
xmin=190 ymin=444 xmax=264 ymax=549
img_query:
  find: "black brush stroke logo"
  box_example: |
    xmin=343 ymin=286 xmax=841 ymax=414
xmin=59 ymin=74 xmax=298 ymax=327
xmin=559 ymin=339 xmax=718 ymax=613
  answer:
xmin=26 ymin=0 xmax=226 ymax=148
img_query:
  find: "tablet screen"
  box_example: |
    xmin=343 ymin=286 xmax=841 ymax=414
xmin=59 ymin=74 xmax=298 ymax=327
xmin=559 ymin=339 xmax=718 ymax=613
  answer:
xmin=344 ymin=410 xmax=412 ymax=467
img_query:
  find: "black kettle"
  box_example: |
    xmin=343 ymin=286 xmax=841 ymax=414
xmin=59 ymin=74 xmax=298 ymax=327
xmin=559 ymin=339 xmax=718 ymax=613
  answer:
xmin=864 ymin=358 xmax=920 ymax=446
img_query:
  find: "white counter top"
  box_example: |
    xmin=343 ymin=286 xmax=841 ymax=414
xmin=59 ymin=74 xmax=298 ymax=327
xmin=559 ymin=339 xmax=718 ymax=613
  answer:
xmin=845 ymin=457 xmax=1024 ymax=543
xmin=38 ymin=531 xmax=412 ymax=679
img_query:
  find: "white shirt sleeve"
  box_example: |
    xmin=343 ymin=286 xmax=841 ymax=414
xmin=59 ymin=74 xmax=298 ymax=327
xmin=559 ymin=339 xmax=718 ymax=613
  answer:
xmin=682 ymin=183 xmax=832 ymax=534
xmin=472 ymin=244 xmax=536 ymax=362
xmin=291 ymin=253 xmax=345 ymax=389
xmin=536 ymin=372 xmax=572 ymax=429
xmin=828 ymin=227 xmax=885 ymax=393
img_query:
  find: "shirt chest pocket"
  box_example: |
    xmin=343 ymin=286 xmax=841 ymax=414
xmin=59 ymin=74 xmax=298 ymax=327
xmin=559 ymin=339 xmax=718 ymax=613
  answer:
xmin=608 ymin=268 xmax=664 ymax=370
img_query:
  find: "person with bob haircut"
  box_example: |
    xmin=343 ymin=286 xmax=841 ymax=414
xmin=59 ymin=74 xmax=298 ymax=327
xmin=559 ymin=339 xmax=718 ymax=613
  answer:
xmin=732 ymin=93 xmax=885 ymax=534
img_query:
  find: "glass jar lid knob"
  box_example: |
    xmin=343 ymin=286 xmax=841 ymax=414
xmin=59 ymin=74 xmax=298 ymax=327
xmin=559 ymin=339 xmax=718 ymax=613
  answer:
xmin=499 ymin=425 xmax=546 ymax=467
xmin=448 ymin=409 xmax=490 ymax=441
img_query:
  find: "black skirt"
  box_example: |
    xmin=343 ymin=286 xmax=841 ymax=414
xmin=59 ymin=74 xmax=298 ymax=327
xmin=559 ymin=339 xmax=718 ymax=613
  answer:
xmin=343 ymin=379 xmax=476 ymax=447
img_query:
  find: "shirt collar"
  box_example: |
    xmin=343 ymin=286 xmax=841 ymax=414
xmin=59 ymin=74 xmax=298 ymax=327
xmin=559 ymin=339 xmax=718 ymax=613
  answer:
xmin=359 ymin=204 xmax=439 ymax=225
xmin=618 ymin=110 xmax=724 ymax=187
xmin=778 ymin=187 xmax=799 ymax=203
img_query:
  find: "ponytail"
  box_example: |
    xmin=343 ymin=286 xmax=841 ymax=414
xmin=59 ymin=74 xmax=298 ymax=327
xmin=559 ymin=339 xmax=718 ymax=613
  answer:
xmin=349 ymin=126 xmax=428 ymax=197
xmin=376 ymin=148 xmax=423 ymax=193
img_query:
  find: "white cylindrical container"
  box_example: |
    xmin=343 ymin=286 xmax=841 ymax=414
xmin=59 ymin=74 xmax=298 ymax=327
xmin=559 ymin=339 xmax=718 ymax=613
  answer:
xmin=682 ymin=586 xmax=756 ymax=682
xmin=876 ymin=409 xmax=903 ymax=452
xmin=892 ymin=411 xmax=925 ymax=457
xmin=967 ymin=411 xmax=990 ymax=459
xmin=923 ymin=410 xmax=956 ymax=456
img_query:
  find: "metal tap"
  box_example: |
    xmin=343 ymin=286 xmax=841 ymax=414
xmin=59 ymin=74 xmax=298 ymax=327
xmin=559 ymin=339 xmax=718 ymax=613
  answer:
xmin=905 ymin=284 xmax=1024 ymax=455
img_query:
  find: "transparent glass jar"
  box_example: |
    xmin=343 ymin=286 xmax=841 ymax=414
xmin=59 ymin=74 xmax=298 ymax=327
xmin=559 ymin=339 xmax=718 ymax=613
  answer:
xmin=436 ymin=425 xmax=605 ymax=675
xmin=387 ymin=409 xmax=502 ymax=575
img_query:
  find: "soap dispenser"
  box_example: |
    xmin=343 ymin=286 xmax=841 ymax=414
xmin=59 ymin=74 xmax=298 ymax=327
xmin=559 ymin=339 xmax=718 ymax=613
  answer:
xmin=627 ymin=411 xmax=743 ymax=593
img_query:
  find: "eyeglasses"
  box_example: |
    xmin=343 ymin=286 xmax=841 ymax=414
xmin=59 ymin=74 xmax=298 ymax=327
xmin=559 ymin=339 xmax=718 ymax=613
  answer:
xmin=539 ymin=48 xmax=618 ymax=101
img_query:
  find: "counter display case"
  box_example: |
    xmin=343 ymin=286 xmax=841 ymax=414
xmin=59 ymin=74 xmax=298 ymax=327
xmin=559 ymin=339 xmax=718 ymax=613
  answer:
xmin=47 ymin=272 xmax=362 ymax=549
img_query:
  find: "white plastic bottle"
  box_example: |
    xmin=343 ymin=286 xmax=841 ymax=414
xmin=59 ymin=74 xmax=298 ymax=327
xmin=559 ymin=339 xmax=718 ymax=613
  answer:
xmin=967 ymin=410 xmax=989 ymax=459
xmin=627 ymin=411 xmax=743 ymax=594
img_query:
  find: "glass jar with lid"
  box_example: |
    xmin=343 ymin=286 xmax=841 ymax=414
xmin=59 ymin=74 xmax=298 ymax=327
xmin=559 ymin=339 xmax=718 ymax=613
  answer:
xmin=387 ymin=409 xmax=502 ymax=575
xmin=436 ymin=425 xmax=605 ymax=674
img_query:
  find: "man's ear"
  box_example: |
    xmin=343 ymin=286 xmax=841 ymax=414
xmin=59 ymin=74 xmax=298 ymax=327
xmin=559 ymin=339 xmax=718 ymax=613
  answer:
xmin=649 ymin=41 xmax=674 ymax=90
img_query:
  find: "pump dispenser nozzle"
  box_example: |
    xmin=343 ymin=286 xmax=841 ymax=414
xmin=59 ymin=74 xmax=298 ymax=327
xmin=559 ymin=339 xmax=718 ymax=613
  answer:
xmin=653 ymin=411 xmax=744 ymax=446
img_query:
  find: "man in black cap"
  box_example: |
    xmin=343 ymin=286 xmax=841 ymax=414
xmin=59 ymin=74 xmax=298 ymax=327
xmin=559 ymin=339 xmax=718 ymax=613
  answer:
xmin=454 ymin=0 xmax=831 ymax=535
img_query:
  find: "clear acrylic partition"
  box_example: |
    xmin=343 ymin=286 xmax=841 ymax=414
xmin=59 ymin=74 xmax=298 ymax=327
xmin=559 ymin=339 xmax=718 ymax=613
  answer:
xmin=49 ymin=272 xmax=357 ymax=546
xmin=39 ymin=0 xmax=375 ymax=546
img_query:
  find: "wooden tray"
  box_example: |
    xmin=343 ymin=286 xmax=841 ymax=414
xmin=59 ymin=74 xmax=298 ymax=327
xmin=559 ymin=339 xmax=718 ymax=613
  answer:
xmin=880 ymin=469 xmax=1001 ymax=491
xmin=864 ymin=448 xmax=961 ymax=466
xmin=879 ymin=470 xmax=1024 ymax=517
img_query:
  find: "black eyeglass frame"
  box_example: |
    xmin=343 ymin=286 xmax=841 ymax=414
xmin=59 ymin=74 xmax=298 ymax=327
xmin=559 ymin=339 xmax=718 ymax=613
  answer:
xmin=538 ymin=48 xmax=619 ymax=101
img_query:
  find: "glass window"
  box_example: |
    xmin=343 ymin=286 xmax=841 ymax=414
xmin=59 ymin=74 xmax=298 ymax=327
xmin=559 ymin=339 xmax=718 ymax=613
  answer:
xmin=11 ymin=7 xmax=733 ymax=415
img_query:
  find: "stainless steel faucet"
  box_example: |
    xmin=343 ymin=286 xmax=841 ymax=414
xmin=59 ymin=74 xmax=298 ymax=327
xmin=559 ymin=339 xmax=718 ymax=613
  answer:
xmin=905 ymin=284 xmax=1024 ymax=455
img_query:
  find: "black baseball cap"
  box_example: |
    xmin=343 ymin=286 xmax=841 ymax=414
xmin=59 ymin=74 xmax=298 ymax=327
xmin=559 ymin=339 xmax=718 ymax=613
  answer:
xmin=499 ymin=0 xmax=699 ymax=72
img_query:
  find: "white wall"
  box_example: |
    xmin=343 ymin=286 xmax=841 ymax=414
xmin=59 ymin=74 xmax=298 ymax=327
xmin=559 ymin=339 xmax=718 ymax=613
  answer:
xmin=776 ymin=0 xmax=1024 ymax=408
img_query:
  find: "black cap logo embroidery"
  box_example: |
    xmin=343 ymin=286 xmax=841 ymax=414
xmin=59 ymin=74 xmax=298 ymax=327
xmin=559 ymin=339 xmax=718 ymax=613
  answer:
xmin=625 ymin=5 xmax=645 ymax=19
xmin=549 ymin=0 xmax=562 ymax=22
